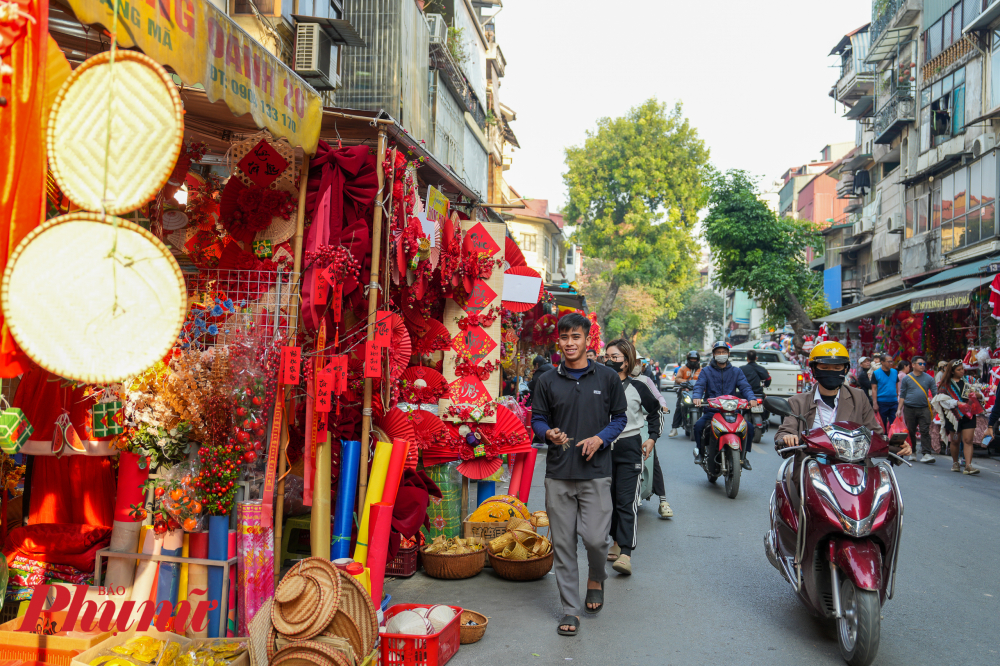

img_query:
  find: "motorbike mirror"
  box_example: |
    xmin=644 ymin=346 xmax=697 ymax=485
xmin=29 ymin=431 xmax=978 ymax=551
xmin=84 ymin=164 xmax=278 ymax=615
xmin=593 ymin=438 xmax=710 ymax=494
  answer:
xmin=763 ymin=396 xmax=793 ymax=417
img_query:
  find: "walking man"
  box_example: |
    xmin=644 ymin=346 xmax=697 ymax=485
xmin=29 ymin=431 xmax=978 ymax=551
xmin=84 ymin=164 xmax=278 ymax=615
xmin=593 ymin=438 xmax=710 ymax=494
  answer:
xmin=531 ymin=313 xmax=627 ymax=637
xmin=871 ymin=354 xmax=899 ymax=429
xmin=899 ymin=355 xmax=937 ymax=464
xmin=856 ymin=356 xmax=874 ymax=406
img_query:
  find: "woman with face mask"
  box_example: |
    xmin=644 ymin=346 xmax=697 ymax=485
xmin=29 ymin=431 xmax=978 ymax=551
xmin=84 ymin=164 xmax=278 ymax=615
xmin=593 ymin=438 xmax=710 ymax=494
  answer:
xmin=603 ymin=339 xmax=663 ymax=575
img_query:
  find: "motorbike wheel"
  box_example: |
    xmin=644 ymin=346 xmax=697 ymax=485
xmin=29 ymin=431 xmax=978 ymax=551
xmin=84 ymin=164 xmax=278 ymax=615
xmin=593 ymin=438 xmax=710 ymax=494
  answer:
xmin=724 ymin=447 xmax=741 ymax=499
xmin=706 ymin=472 xmax=718 ymax=484
xmin=837 ymin=578 xmax=881 ymax=666
xmin=753 ymin=427 xmax=762 ymax=444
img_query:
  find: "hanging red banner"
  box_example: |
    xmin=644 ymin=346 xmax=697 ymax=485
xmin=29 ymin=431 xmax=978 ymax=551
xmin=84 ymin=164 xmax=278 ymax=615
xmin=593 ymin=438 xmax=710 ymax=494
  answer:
xmin=260 ymin=397 xmax=284 ymax=526
xmin=365 ymin=340 xmax=382 ymax=378
xmin=280 ymin=346 xmax=301 ymax=385
xmin=373 ymin=311 xmax=392 ymax=347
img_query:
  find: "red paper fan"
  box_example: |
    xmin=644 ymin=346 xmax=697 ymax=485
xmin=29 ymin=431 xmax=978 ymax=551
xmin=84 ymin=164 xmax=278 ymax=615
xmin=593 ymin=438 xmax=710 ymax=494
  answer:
xmin=504 ymin=237 xmax=526 ymax=269
xmin=218 ymin=177 xmax=247 ymax=224
xmin=399 ymin=366 xmax=447 ymax=404
xmin=414 ymin=320 xmax=453 ymax=356
xmin=422 ymin=420 xmax=462 ymax=467
xmin=408 ymin=409 xmax=444 ymax=449
xmin=389 ymin=313 xmax=411 ymax=379
xmin=457 ymin=457 xmax=503 ymax=480
xmin=375 ymin=407 xmax=416 ymax=447
xmin=480 ymin=405 xmax=532 ymax=452
xmin=502 ymin=265 xmax=543 ymax=313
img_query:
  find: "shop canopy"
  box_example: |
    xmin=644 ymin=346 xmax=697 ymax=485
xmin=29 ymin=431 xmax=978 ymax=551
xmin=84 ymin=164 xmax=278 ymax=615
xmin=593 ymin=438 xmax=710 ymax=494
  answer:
xmin=914 ymin=255 xmax=1000 ymax=287
xmin=821 ymin=276 xmax=990 ymax=322
xmin=63 ymin=0 xmax=324 ymax=154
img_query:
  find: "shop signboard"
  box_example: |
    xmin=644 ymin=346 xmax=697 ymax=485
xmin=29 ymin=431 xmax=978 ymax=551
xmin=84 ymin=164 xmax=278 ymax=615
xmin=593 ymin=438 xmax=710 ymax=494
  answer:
xmin=66 ymin=0 xmax=323 ymax=154
xmin=910 ymin=290 xmax=971 ymax=313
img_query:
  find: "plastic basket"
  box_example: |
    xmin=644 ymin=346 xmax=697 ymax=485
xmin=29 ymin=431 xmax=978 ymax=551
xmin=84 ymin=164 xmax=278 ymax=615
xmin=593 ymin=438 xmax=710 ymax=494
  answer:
xmin=0 ymin=645 xmax=82 ymax=665
xmin=379 ymin=604 xmax=461 ymax=666
xmin=384 ymin=545 xmax=418 ymax=578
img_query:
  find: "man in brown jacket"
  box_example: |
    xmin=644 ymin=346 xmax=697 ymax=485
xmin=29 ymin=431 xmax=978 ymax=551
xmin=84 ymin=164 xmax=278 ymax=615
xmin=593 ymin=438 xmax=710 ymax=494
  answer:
xmin=775 ymin=341 xmax=911 ymax=456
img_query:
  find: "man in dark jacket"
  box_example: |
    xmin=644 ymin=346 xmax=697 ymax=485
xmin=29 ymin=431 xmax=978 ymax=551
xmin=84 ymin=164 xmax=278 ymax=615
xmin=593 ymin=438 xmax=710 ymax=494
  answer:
xmin=693 ymin=341 xmax=758 ymax=470
xmin=527 ymin=354 xmax=554 ymax=396
xmin=855 ymin=356 xmax=874 ymax=405
xmin=741 ymin=350 xmax=772 ymax=421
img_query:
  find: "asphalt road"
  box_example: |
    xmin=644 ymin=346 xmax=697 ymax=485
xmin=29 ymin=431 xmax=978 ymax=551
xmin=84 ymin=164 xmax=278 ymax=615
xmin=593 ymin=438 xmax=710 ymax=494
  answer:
xmin=386 ymin=411 xmax=1000 ymax=666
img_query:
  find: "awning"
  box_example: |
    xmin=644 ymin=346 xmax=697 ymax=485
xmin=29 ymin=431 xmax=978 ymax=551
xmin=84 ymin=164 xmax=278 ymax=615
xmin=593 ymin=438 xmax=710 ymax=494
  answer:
xmin=901 ymin=151 xmax=971 ymax=186
xmin=910 ymin=276 xmax=990 ymax=313
xmin=914 ymin=255 xmax=1000 ymax=286
xmin=843 ymin=152 xmax=873 ymax=171
xmin=64 ymin=0 xmax=323 ymax=153
xmin=820 ymin=290 xmax=914 ymax=323
xmin=865 ymin=26 xmax=917 ymax=64
xmin=964 ymin=105 xmax=1000 ymax=128
xmin=964 ymin=0 xmax=1000 ymax=34
xmin=844 ymin=96 xmax=874 ymax=119
xmin=291 ymin=16 xmax=366 ymax=46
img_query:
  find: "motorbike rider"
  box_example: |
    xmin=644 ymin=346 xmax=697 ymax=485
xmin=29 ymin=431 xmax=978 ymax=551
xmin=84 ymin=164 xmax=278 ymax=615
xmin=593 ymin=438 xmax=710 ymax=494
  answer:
xmin=693 ymin=342 xmax=758 ymax=470
xmin=775 ymin=341 xmax=911 ymax=457
xmin=668 ymin=351 xmax=702 ymax=438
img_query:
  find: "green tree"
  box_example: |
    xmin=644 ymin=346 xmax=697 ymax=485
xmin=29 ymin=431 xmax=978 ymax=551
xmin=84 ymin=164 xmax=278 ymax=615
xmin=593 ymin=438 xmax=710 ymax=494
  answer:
xmin=701 ymin=169 xmax=824 ymax=351
xmin=637 ymin=287 xmax=722 ymax=364
xmin=564 ymin=99 xmax=710 ymax=325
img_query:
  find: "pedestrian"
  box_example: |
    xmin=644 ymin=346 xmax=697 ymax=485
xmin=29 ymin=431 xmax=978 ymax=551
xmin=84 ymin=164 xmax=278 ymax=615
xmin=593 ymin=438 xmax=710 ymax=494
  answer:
xmin=527 ymin=354 xmax=553 ymax=398
xmin=896 ymin=359 xmax=911 ymax=395
xmin=668 ymin=351 xmax=702 ymax=437
xmin=937 ymin=360 xmax=982 ymax=475
xmin=603 ymin=339 xmax=662 ymax=576
xmin=855 ymin=356 xmax=874 ymax=406
xmin=934 ymin=360 xmax=948 ymax=385
xmin=530 ymin=313 xmax=627 ymax=637
xmin=899 ymin=355 xmax=936 ymax=464
xmin=629 ymin=358 xmax=673 ymax=519
xmin=586 ymin=348 xmax=597 ymax=362
xmin=871 ymin=355 xmax=899 ymax=430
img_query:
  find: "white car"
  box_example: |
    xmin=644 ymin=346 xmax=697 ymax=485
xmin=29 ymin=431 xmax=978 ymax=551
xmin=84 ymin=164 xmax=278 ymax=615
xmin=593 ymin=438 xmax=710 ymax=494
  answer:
xmin=727 ymin=342 xmax=806 ymax=399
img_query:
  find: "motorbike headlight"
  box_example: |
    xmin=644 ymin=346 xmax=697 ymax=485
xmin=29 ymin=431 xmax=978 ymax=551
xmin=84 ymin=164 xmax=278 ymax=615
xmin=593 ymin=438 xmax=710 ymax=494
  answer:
xmin=719 ymin=399 xmax=739 ymax=412
xmin=823 ymin=425 xmax=871 ymax=463
xmin=683 ymin=397 xmax=692 ymax=404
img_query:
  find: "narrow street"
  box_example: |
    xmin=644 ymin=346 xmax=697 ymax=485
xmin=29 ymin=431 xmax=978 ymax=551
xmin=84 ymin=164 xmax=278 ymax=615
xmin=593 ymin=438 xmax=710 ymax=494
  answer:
xmin=387 ymin=412 xmax=1000 ymax=666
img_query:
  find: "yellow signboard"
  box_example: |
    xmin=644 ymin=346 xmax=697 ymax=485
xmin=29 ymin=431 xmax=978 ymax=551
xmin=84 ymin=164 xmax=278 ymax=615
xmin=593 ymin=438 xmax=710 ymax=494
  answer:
xmin=66 ymin=0 xmax=322 ymax=154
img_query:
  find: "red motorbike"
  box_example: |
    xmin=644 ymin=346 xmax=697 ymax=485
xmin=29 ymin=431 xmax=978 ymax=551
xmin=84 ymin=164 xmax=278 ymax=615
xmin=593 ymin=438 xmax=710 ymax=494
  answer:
xmin=763 ymin=396 xmax=908 ymax=666
xmin=693 ymin=394 xmax=749 ymax=498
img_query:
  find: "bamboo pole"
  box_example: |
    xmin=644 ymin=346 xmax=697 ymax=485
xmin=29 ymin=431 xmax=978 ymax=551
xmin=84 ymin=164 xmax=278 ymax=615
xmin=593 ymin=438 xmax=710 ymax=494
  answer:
xmin=358 ymin=128 xmax=389 ymax=515
xmin=275 ymin=154 xmax=310 ymax=580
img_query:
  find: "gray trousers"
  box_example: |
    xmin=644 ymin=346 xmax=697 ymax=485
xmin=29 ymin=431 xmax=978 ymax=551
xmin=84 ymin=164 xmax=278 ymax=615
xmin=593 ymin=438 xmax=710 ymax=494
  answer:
xmin=903 ymin=405 xmax=933 ymax=455
xmin=544 ymin=477 xmax=613 ymax=616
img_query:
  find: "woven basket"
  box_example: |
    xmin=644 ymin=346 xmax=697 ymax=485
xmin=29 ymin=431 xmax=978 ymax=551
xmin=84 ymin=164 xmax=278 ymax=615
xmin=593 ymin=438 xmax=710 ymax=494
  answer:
xmin=0 ymin=213 xmax=187 ymax=384
xmin=47 ymin=51 xmax=183 ymax=215
xmin=459 ymin=610 xmax=488 ymax=645
xmin=488 ymin=551 xmax=553 ymax=581
xmin=419 ymin=548 xmax=486 ymax=580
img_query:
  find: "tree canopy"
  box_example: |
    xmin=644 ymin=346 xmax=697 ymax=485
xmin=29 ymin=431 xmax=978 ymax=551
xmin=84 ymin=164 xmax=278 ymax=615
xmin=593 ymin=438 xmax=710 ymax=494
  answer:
xmin=563 ymin=99 xmax=710 ymax=325
xmin=637 ymin=286 xmax=723 ymax=364
xmin=701 ymin=169 xmax=826 ymax=350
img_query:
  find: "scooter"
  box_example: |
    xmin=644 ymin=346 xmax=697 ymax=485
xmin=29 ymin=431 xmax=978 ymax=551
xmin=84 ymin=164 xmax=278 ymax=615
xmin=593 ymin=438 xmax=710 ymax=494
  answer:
xmin=751 ymin=395 xmax=766 ymax=443
xmin=692 ymin=394 xmax=749 ymax=499
xmin=672 ymin=381 xmax=699 ymax=440
xmin=762 ymin=396 xmax=908 ymax=666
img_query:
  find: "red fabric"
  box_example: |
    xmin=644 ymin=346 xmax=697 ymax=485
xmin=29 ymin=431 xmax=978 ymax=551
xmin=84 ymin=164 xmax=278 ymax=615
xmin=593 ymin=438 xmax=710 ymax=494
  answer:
xmin=386 ymin=469 xmax=441 ymax=561
xmin=1 ymin=0 xmax=71 ymax=377
xmin=4 ymin=523 xmax=112 ymax=572
xmin=990 ymin=275 xmax=1000 ymax=320
xmin=301 ymin=142 xmax=377 ymax=331
xmin=29 ymin=456 xmax=116 ymax=527
xmin=14 ymin=365 xmax=109 ymax=442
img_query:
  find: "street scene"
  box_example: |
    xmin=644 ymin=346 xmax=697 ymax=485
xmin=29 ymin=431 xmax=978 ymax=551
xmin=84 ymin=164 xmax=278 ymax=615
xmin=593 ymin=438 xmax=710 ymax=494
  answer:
xmin=2 ymin=1 xmax=1000 ymax=666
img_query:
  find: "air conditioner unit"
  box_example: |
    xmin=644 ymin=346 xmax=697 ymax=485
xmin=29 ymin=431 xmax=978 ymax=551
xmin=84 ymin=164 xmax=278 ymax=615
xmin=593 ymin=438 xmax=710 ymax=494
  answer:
xmin=294 ymin=23 xmax=338 ymax=91
xmin=973 ymin=133 xmax=996 ymax=158
xmin=887 ymin=214 xmax=903 ymax=234
xmin=426 ymin=13 xmax=447 ymax=45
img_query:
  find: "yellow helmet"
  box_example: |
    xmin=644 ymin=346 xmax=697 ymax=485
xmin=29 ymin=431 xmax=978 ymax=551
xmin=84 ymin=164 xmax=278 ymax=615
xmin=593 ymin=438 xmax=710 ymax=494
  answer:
xmin=809 ymin=341 xmax=850 ymax=366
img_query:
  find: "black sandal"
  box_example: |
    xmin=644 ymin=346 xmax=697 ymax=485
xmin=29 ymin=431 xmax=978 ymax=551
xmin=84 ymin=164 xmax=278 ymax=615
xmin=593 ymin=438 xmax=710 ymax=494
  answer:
xmin=584 ymin=581 xmax=604 ymax=614
xmin=557 ymin=615 xmax=579 ymax=636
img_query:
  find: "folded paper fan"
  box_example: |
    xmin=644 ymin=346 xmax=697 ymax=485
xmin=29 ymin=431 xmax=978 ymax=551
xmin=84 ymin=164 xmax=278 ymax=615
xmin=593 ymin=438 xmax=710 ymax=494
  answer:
xmin=481 ymin=405 xmax=532 ymax=452
xmin=389 ymin=313 xmax=411 ymax=379
xmin=375 ymin=407 xmax=416 ymax=446
xmin=409 ymin=409 xmax=444 ymax=449
xmin=399 ymin=365 xmax=447 ymax=404
xmin=413 ymin=319 xmax=452 ymax=356
xmin=502 ymin=265 xmax=543 ymax=313
xmin=504 ymin=237 xmax=527 ymax=269
xmin=421 ymin=420 xmax=461 ymax=467
xmin=457 ymin=457 xmax=503 ymax=480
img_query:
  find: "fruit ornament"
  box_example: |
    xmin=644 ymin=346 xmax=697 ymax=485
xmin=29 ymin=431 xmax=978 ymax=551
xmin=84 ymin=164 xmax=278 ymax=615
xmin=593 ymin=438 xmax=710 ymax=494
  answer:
xmin=130 ymin=464 xmax=204 ymax=533
xmin=232 ymin=376 xmax=267 ymax=465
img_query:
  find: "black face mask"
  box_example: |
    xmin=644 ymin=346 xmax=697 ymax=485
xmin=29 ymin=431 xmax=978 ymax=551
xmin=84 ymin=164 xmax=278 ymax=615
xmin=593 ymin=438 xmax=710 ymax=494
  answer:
xmin=606 ymin=360 xmax=624 ymax=373
xmin=814 ymin=368 xmax=847 ymax=390
xmin=687 ymin=360 xmax=699 ymax=369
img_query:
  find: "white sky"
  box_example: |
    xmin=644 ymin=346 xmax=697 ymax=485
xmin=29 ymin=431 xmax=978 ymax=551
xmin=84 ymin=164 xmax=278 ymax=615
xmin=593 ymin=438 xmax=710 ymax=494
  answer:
xmin=494 ymin=0 xmax=874 ymax=211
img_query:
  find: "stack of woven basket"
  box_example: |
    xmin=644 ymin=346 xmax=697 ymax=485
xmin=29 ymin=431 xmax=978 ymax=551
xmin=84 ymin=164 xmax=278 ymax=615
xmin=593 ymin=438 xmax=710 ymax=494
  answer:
xmin=257 ymin=557 xmax=378 ymax=666
xmin=488 ymin=516 xmax=551 ymax=560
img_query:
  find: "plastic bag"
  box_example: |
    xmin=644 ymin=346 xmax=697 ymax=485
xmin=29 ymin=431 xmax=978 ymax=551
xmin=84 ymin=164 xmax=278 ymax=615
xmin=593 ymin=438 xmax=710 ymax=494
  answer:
xmin=278 ymin=474 xmax=308 ymax=517
xmin=888 ymin=414 xmax=909 ymax=443
xmin=155 ymin=461 xmax=205 ymax=533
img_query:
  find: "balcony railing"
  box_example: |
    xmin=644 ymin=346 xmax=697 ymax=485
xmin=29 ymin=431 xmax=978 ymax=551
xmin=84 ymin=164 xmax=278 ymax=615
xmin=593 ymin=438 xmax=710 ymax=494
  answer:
xmin=870 ymin=0 xmax=906 ymax=47
xmin=873 ymin=89 xmax=915 ymax=144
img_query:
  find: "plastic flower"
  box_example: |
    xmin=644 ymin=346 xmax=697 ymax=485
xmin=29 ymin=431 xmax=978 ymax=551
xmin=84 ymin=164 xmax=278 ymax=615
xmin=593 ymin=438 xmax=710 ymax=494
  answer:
xmin=207 ymin=325 xmax=219 ymax=335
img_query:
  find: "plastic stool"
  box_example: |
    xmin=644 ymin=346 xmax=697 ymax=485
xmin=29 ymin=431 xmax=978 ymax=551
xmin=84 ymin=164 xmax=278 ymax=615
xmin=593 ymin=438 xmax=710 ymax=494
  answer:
xmin=280 ymin=514 xmax=315 ymax=566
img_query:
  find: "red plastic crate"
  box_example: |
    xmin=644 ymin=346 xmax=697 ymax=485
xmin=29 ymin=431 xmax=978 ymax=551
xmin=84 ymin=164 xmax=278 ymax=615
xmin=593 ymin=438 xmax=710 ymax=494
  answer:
xmin=0 ymin=646 xmax=81 ymax=666
xmin=379 ymin=604 xmax=462 ymax=666
xmin=384 ymin=545 xmax=418 ymax=577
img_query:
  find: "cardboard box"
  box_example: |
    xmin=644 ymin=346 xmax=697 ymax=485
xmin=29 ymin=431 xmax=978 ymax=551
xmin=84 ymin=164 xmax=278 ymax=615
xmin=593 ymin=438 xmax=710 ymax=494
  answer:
xmin=462 ymin=516 xmax=508 ymax=542
xmin=71 ymin=627 xmax=192 ymax=666
xmin=0 ymin=611 xmax=113 ymax=652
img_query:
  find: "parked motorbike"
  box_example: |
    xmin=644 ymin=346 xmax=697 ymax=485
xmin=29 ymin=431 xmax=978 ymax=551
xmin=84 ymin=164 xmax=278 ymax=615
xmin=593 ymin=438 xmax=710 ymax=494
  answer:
xmin=692 ymin=394 xmax=749 ymax=499
xmin=762 ymin=396 xmax=908 ymax=666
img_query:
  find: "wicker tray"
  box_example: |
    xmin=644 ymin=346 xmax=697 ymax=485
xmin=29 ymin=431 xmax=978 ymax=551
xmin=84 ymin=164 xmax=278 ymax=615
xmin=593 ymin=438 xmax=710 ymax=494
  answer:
xmin=487 ymin=551 xmax=553 ymax=581
xmin=459 ymin=610 xmax=488 ymax=645
xmin=419 ymin=548 xmax=486 ymax=580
